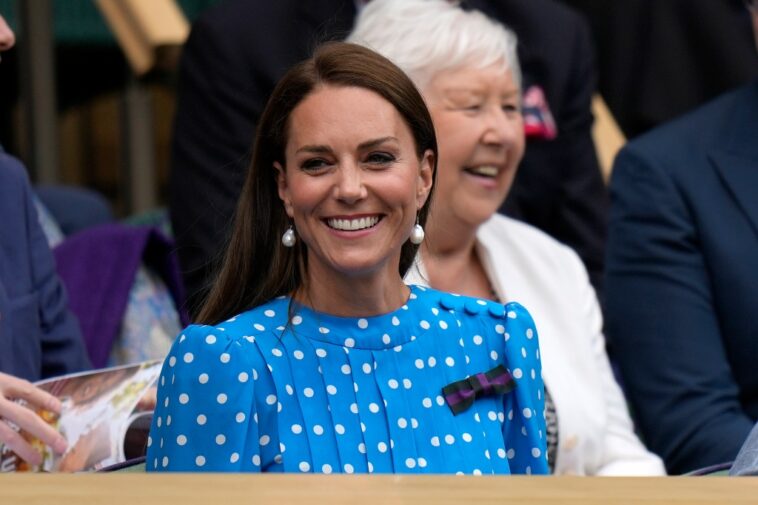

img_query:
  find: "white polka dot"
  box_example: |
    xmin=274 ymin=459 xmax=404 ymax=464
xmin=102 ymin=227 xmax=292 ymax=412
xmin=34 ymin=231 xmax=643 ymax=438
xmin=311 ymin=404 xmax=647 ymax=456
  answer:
xmin=445 ymin=357 xmax=455 ymax=367
xmin=236 ymin=412 xmax=246 ymax=423
xmin=473 ymin=469 xmax=482 ymax=476
xmin=420 ymin=320 xmax=430 ymax=330
xmin=422 ymin=398 xmax=432 ymax=408
xmin=335 ymin=424 xmax=346 ymax=435
xmin=259 ymin=435 xmax=270 ymax=446
xmin=344 ymin=464 xmax=354 ymax=474
xmin=304 ymin=387 xmax=314 ymax=398
xmin=473 ymin=335 xmax=483 ymax=345
xmin=217 ymin=393 xmax=228 ymax=404
xmin=462 ymin=433 xmax=472 ymax=442
xmin=388 ymin=379 xmax=399 ymax=389
xmin=507 ymin=311 xmax=517 ymax=319
xmin=253 ymin=323 xmax=265 ymax=331
xmin=436 ymin=395 xmax=445 ymax=406
xmin=198 ymin=373 xmax=209 ymax=384
xmin=271 ymin=348 xmax=283 ymax=357
xmin=521 ymin=347 xmax=527 ymax=358
xmin=382 ymin=334 xmax=391 ymax=344
xmin=195 ymin=455 xmax=206 ymax=467
xmin=532 ymin=447 xmax=541 ymax=458
xmin=391 ymin=316 xmax=400 ymax=326
xmin=398 ymin=418 xmax=408 ymax=429
xmin=508 ymin=409 xmax=514 ymax=420
xmin=285 ymin=384 xmax=294 ymax=395
xmin=523 ymin=408 xmax=532 ymax=419
xmin=313 ymin=425 xmax=324 ymax=435
xmin=291 ymin=424 xmax=303 ymax=434
xmin=182 ymin=352 xmax=194 ymax=363
xmin=369 ymin=403 xmax=380 ymax=413
xmin=230 ymin=452 xmax=240 ymax=463
xmin=252 ymin=455 xmax=261 ymax=466
xmin=357 ymin=318 xmax=368 ymax=329
xmin=179 ymin=393 xmax=189 ymax=404
xmin=531 ymin=369 xmax=536 ymax=380
xmin=263 ymin=309 xmax=275 ymax=317
xmin=220 ymin=353 xmax=230 ymax=363
xmin=490 ymin=350 xmax=498 ymax=360
xmin=318 ymin=326 xmax=330 ymax=334
xmin=168 ymin=356 xmax=176 ymax=367
xmin=498 ymin=412 xmax=505 ymax=422
xmin=299 ymin=461 xmax=310 ymax=472
xmin=316 ymin=348 xmax=327 ymax=358
xmin=414 ymin=359 xmax=424 ymax=369
xmin=253 ymin=369 xmax=259 ymax=380
xmin=495 ymin=324 xmax=505 ymax=334
xmin=357 ymin=442 xmax=367 ymax=454
xmin=507 ymin=449 xmax=515 ymax=459
xmin=405 ymin=458 xmax=416 ymax=469
xmin=293 ymin=350 xmax=304 ymax=360
xmin=431 ymin=436 xmax=440 ymax=447
xmin=377 ymin=442 xmax=388 ymax=453
xmin=166 ymin=415 xmax=172 ymax=426
xmin=439 ymin=320 xmax=448 ymax=330
xmin=326 ymin=385 xmax=337 ymax=395
xmin=513 ymin=368 xmax=523 ymax=379
xmin=418 ymin=458 xmax=427 ymax=468
xmin=176 ymin=435 xmax=187 ymax=446
xmin=341 ymin=364 xmax=351 ymax=375
xmin=274 ymin=455 xmax=282 ymax=464
xmin=292 ymin=315 xmax=303 ymax=325
xmin=322 ymin=464 xmax=332 ymax=474
xmin=147 ymin=436 xmax=152 ymax=447
xmin=428 ymin=357 xmax=437 ymax=367
xmin=485 ymin=450 xmax=491 ymax=460
xmin=411 ymin=418 xmax=419 ymax=429
xmin=526 ymin=328 xmax=534 ymax=339
xmin=215 ymin=434 xmax=226 ymax=445
xmin=403 ymin=378 xmax=412 ymax=389
xmin=445 ymin=434 xmax=455 ymax=445
xmin=504 ymin=332 xmax=511 ymax=342
xmin=197 ymin=414 xmax=207 ymax=425
xmin=266 ymin=394 xmax=277 ymax=405
xmin=393 ymin=345 xmax=403 ymax=352
xmin=238 ymin=372 xmax=249 ymax=382
xmin=350 ymin=403 xmax=359 ymax=414
xmin=344 ymin=338 xmax=355 ymax=348
xmin=362 ymin=363 xmax=372 ymax=374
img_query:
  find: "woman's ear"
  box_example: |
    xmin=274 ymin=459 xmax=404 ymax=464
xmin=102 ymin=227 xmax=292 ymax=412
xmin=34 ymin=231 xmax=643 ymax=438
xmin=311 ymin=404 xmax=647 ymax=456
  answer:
xmin=275 ymin=161 xmax=294 ymax=218
xmin=416 ymin=149 xmax=435 ymax=209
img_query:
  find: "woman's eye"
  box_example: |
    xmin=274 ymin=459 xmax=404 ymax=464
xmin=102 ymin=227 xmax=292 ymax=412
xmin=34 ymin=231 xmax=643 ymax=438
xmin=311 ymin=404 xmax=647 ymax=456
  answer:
xmin=503 ymin=103 xmax=521 ymax=114
xmin=301 ymin=158 xmax=330 ymax=171
xmin=365 ymin=152 xmax=396 ymax=165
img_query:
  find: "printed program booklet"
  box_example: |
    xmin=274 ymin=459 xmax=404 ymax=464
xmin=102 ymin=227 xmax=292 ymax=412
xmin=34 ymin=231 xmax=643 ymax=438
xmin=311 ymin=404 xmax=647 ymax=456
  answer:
xmin=0 ymin=360 xmax=162 ymax=472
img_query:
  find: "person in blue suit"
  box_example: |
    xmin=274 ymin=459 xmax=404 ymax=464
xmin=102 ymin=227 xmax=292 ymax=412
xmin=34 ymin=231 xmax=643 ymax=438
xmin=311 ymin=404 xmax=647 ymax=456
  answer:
xmin=605 ymin=3 xmax=758 ymax=474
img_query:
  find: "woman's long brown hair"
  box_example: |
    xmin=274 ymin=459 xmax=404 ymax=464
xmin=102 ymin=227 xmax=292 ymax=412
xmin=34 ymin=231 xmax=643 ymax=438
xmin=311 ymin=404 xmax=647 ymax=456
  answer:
xmin=197 ymin=42 xmax=437 ymax=325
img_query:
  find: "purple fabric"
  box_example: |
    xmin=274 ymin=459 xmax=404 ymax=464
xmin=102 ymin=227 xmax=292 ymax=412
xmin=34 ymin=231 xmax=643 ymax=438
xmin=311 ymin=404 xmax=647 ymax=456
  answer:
xmin=442 ymin=365 xmax=515 ymax=414
xmin=53 ymin=224 xmax=189 ymax=368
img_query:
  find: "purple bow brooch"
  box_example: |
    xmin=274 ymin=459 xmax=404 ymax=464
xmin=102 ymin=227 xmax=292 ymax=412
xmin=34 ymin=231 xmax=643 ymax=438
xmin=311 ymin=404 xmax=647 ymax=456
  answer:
xmin=442 ymin=365 xmax=516 ymax=415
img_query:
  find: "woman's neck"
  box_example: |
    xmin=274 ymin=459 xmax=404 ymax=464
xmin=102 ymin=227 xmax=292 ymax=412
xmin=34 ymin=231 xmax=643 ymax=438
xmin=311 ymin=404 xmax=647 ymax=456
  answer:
xmin=296 ymin=261 xmax=410 ymax=318
xmin=421 ymin=238 xmax=493 ymax=300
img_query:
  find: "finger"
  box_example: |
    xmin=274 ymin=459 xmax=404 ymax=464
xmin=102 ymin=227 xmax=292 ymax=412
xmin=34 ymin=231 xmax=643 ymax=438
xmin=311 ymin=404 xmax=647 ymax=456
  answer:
xmin=0 ymin=398 xmax=67 ymax=455
xmin=0 ymin=374 xmax=62 ymax=414
xmin=0 ymin=419 xmax=42 ymax=466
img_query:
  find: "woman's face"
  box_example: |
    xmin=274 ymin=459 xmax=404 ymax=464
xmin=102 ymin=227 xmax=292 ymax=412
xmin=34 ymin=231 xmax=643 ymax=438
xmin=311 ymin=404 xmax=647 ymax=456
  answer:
xmin=277 ymin=85 xmax=433 ymax=282
xmin=422 ymin=64 xmax=524 ymax=230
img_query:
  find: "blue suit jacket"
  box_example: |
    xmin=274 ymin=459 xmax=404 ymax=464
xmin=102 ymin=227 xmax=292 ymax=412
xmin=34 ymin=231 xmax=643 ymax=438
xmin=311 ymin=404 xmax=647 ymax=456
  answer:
xmin=606 ymin=82 xmax=758 ymax=474
xmin=0 ymin=153 xmax=90 ymax=381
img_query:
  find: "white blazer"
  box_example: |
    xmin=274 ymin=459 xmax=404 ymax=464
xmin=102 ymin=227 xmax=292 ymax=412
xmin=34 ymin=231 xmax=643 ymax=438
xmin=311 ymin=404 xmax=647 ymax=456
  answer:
xmin=406 ymin=213 xmax=665 ymax=475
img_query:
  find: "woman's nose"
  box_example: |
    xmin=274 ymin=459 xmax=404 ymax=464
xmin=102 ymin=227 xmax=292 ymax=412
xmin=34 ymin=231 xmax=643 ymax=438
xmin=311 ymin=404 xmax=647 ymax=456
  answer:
xmin=482 ymin=107 xmax=520 ymax=147
xmin=334 ymin=163 xmax=367 ymax=203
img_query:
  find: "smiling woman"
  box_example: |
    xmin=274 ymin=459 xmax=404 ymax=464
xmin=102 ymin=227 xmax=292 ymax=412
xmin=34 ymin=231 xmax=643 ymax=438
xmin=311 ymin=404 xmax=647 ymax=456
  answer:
xmin=146 ymin=42 xmax=548 ymax=474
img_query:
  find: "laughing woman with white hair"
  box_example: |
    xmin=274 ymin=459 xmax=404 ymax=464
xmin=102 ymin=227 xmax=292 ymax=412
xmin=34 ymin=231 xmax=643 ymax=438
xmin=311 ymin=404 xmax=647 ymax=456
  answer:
xmin=349 ymin=0 xmax=665 ymax=475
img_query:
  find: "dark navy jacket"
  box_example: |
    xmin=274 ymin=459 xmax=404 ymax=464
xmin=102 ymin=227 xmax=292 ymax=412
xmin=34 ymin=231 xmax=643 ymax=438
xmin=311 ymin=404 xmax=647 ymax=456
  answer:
xmin=606 ymin=82 xmax=758 ymax=474
xmin=0 ymin=153 xmax=90 ymax=381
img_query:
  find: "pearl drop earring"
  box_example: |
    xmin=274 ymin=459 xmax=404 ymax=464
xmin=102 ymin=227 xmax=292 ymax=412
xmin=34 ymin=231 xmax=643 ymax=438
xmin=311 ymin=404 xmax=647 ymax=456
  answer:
xmin=410 ymin=217 xmax=425 ymax=245
xmin=281 ymin=225 xmax=296 ymax=247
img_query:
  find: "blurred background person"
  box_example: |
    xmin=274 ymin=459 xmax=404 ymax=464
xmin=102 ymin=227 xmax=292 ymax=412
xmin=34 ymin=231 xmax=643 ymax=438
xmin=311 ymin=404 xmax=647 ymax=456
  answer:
xmin=605 ymin=0 xmax=758 ymax=475
xmin=168 ymin=0 xmax=608 ymax=317
xmin=350 ymin=0 xmax=664 ymax=475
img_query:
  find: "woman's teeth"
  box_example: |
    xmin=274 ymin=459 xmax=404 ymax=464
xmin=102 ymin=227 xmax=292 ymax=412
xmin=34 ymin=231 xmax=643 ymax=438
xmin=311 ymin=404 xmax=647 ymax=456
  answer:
xmin=465 ymin=165 xmax=499 ymax=177
xmin=327 ymin=216 xmax=380 ymax=231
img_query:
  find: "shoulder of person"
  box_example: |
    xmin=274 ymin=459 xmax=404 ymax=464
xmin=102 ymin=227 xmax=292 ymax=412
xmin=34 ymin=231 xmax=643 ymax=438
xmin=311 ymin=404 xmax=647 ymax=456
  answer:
xmin=479 ymin=214 xmax=585 ymax=272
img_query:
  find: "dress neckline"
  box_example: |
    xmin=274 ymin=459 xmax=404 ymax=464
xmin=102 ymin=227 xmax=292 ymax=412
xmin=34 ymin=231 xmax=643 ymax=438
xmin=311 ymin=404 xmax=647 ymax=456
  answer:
xmin=284 ymin=284 xmax=431 ymax=351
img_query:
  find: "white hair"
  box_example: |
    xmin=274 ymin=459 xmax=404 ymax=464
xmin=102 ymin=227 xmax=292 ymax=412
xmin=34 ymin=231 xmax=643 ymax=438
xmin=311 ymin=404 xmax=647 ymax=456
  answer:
xmin=347 ymin=0 xmax=521 ymax=90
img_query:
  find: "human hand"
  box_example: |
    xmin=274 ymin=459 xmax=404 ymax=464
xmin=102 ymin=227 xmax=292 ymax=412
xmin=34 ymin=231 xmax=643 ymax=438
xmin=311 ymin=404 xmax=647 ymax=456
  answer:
xmin=0 ymin=372 xmax=67 ymax=466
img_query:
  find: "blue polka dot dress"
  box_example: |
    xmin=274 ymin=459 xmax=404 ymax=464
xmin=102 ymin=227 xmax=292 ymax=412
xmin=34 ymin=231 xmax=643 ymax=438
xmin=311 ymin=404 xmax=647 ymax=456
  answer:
xmin=146 ymin=285 xmax=548 ymax=474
